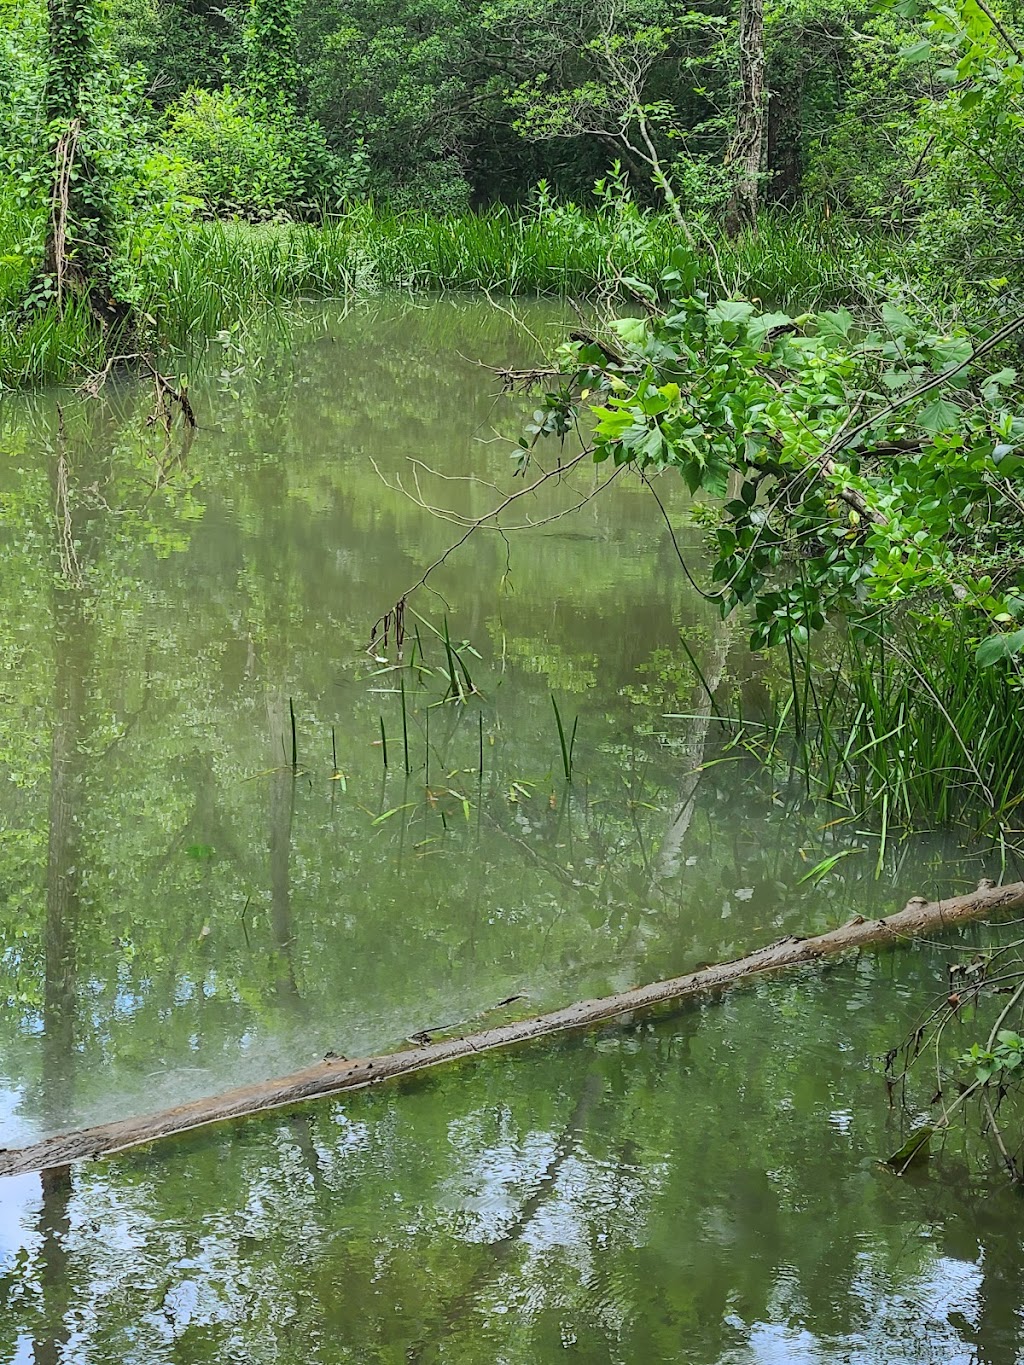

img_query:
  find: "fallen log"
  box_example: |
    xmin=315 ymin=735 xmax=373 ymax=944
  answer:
xmin=3 ymin=879 xmax=1022 ymax=1179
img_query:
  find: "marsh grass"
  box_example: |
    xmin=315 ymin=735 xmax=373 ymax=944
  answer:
xmin=143 ymin=206 xmax=893 ymax=325
xmin=551 ymin=695 xmax=579 ymax=782
xmin=0 ymin=198 xmax=897 ymax=386
xmin=730 ymin=617 xmax=1024 ymax=841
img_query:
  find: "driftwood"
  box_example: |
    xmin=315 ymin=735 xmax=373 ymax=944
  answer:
xmin=2 ymin=880 xmax=1022 ymax=1179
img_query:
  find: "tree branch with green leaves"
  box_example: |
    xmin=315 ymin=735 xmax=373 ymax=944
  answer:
xmin=522 ymin=258 xmax=1024 ymax=661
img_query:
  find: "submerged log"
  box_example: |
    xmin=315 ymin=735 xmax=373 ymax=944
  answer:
xmin=2 ymin=880 xmax=1022 ymax=1178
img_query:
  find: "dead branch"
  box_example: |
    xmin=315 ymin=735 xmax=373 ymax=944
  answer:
xmin=493 ymin=365 xmax=567 ymax=391
xmin=484 ymin=356 xmax=641 ymax=392
xmin=368 ymin=452 xmax=623 ymax=535
xmin=50 ymin=120 xmax=80 ymax=315
xmin=78 ymin=353 xmax=197 ymax=431
xmin=2 ymin=879 xmax=1022 ymax=1178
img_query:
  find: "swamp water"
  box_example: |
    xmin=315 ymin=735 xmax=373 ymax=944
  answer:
xmin=0 ymin=297 xmax=1021 ymax=1363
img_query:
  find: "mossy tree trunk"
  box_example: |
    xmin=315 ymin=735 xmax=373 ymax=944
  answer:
xmin=724 ymin=0 xmax=766 ymax=236
xmin=41 ymin=0 xmax=130 ymax=331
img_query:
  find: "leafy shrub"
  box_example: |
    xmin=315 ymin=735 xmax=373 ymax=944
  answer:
xmin=902 ymin=2 xmax=1024 ymax=306
xmin=0 ymin=0 xmax=46 ymax=297
xmin=164 ymin=86 xmax=336 ymax=217
xmin=669 ymin=154 xmax=731 ymax=217
xmin=380 ymin=157 xmax=472 ymax=216
xmin=803 ymin=13 xmax=924 ymax=220
xmin=0 ymin=0 xmax=198 ymax=319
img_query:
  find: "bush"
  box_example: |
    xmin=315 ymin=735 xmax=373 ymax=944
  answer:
xmin=380 ymin=156 xmax=473 ymax=217
xmin=164 ymin=86 xmax=334 ymax=217
xmin=803 ymin=14 xmax=924 ymax=221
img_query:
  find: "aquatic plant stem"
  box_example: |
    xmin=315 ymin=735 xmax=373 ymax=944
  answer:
xmin=2 ymin=880 xmax=1023 ymax=1178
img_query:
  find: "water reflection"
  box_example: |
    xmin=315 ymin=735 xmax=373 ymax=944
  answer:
xmin=2 ymin=970 xmax=1022 ymax=1363
xmin=0 ymin=297 xmax=1020 ymax=1361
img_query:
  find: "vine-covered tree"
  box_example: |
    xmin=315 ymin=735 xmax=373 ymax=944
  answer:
xmin=724 ymin=0 xmax=765 ymax=233
xmin=245 ymin=0 xmax=300 ymax=110
xmin=41 ymin=0 xmax=128 ymax=328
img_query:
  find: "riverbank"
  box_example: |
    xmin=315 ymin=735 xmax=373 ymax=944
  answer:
xmin=0 ymin=200 xmax=895 ymax=387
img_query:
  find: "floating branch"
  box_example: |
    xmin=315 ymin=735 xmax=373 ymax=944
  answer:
xmin=1 ymin=881 xmax=1022 ymax=1178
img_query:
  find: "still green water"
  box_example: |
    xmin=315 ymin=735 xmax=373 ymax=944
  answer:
xmin=0 ymin=297 xmax=1021 ymax=1363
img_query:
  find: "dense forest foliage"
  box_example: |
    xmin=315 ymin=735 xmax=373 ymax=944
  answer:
xmin=2 ymin=0 xmax=1024 ymax=788
xmin=1 ymin=1 xmax=1022 ymax=709
xmin=1 ymin=0 xmax=1021 ymax=280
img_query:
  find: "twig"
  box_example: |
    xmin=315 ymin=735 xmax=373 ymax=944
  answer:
xmin=78 ymin=353 xmax=196 ymax=430
xmin=982 ymin=1089 xmax=1021 ymax=1182
xmin=50 ymin=120 xmax=81 ymax=315
xmin=369 ymin=448 xmax=592 ymax=641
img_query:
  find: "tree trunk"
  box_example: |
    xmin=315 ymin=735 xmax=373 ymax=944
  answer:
xmin=2 ymin=879 xmax=1022 ymax=1178
xmin=41 ymin=0 xmax=129 ymax=330
xmin=724 ymin=0 xmax=766 ymax=237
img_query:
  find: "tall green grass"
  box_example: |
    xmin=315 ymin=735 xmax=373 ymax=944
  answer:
xmin=0 ymin=196 xmax=898 ymax=387
xmin=139 ymin=206 xmax=894 ymax=329
xmin=732 ymin=615 xmax=1024 ymax=839
xmin=0 ymin=181 xmax=107 ymax=385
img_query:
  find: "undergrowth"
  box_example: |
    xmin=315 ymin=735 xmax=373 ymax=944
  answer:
xmin=0 ymin=197 xmax=897 ymax=387
xmin=726 ymin=615 xmax=1024 ymax=849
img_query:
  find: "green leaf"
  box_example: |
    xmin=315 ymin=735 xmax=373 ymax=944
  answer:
xmin=916 ymin=396 xmax=961 ymax=434
xmin=882 ymin=303 xmax=916 ymax=337
xmin=986 ymin=367 xmax=1017 ymax=388
xmin=796 ymin=847 xmax=862 ymax=885
xmin=637 ymin=426 xmax=666 ymax=463
xmin=592 ymin=406 xmax=634 ymax=438
xmin=747 ymin=310 xmax=793 ymax=344
xmin=703 ymin=463 xmax=730 ymax=499
xmin=371 ymin=803 xmax=417 ymax=825
xmin=977 ymin=627 xmax=1024 ymax=666
xmin=709 ymin=299 xmax=755 ymax=325
xmin=817 ymin=308 xmax=854 ymax=341
xmin=931 ymin=337 xmax=973 ymax=368
xmin=900 ymin=38 xmax=933 ymax=63
xmin=620 ymin=277 xmax=658 ymax=301
xmin=608 ymin=317 xmax=649 ymax=348
xmin=983 ymin=367 xmax=1017 ymax=403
